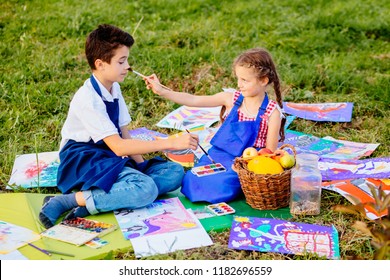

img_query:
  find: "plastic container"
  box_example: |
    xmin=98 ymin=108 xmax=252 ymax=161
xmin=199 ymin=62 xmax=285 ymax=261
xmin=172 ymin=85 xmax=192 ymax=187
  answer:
xmin=290 ymin=153 xmax=322 ymax=215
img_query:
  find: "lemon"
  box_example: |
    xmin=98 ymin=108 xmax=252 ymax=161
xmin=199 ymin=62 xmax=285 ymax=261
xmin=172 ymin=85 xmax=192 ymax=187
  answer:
xmin=247 ymin=156 xmax=284 ymax=175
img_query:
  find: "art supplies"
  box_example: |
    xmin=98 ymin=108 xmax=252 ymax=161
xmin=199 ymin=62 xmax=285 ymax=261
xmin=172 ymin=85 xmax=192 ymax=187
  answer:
xmin=207 ymin=203 xmax=235 ymax=216
xmin=185 ymin=129 xmax=216 ymax=164
xmin=191 ymin=163 xmax=226 ymax=177
xmin=228 ymin=216 xmax=340 ymax=259
xmin=44 ymin=249 xmax=75 ymax=257
xmin=128 ymin=67 xmax=173 ymax=91
xmin=41 ymin=217 xmax=116 ymax=246
xmin=0 ymin=220 xmax=41 ymax=254
xmin=27 ymin=243 xmax=51 ymax=256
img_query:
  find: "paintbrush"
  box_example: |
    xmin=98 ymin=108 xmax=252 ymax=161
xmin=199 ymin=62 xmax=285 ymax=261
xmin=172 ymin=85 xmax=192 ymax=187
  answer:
xmin=127 ymin=67 xmax=173 ymax=91
xmin=185 ymin=129 xmax=216 ymax=164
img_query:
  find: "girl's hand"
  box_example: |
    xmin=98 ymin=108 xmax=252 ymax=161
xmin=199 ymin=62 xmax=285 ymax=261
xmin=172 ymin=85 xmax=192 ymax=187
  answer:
xmin=144 ymin=74 xmax=169 ymax=96
xmin=169 ymin=133 xmax=199 ymax=151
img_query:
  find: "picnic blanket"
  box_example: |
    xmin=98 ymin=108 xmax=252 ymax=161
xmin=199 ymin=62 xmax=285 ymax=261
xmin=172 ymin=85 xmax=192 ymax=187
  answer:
xmin=0 ymin=191 xmax=290 ymax=260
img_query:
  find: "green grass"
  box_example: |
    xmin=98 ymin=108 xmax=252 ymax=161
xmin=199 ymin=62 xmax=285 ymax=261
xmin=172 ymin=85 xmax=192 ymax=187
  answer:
xmin=1 ymin=0 xmax=389 ymax=260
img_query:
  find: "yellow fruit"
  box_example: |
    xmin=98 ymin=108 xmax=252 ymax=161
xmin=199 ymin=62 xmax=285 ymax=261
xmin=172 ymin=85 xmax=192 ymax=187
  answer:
xmin=247 ymin=156 xmax=284 ymax=175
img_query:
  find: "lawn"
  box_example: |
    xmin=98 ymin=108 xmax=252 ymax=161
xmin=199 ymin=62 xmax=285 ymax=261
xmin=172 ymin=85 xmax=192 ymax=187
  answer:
xmin=1 ymin=0 xmax=389 ymax=260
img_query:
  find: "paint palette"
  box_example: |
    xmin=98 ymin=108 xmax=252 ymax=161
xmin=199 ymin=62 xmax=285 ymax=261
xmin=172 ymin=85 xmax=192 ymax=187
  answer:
xmin=206 ymin=202 xmax=235 ymax=216
xmin=191 ymin=163 xmax=226 ymax=177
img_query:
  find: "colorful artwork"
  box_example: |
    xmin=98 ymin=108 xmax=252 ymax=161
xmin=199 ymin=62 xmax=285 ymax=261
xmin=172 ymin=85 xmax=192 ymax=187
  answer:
xmin=128 ymin=127 xmax=167 ymax=141
xmin=192 ymin=127 xmax=218 ymax=160
xmin=156 ymin=105 xmax=221 ymax=131
xmin=281 ymin=130 xmax=342 ymax=156
xmin=7 ymin=151 xmax=60 ymax=189
xmin=319 ymin=157 xmax=390 ymax=180
xmin=114 ymin=197 xmax=198 ymax=240
xmin=284 ymin=115 xmax=296 ymax=130
xmin=322 ymin=178 xmax=390 ymax=220
xmin=130 ymin=210 xmax=213 ymax=258
xmin=0 ymin=221 xmax=40 ymax=254
xmin=165 ymin=128 xmax=218 ymax=166
xmin=228 ymin=216 xmax=340 ymax=259
xmin=283 ymin=102 xmax=353 ymax=122
xmin=321 ymin=136 xmax=380 ymax=160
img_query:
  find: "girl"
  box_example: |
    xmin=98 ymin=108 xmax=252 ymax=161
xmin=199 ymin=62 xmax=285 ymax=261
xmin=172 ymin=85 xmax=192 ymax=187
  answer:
xmin=146 ymin=48 xmax=285 ymax=203
xmin=39 ymin=24 xmax=198 ymax=229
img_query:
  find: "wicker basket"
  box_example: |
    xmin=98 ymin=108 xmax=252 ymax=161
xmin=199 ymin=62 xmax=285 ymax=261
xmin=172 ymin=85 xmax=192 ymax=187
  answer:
xmin=234 ymin=144 xmax=296 ymax=210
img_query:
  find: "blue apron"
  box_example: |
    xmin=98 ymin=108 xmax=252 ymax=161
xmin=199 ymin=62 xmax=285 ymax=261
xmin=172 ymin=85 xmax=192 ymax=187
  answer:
xmin=181 ymin=93 xmax=269 ymax=203
xmin=57 ymin=75 xmax=137 ymax=194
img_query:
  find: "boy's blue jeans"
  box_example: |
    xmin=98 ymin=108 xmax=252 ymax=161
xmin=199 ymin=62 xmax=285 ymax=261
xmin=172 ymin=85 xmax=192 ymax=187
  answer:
xmin=81 ymin=161 xmax=184 ymax=215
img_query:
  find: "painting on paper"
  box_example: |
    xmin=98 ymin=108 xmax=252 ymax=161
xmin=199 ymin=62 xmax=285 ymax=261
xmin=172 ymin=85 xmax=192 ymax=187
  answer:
xmin=319 ymin=157 xmax=390 ymax=181
xmin=228 ymin=216 xmax=340 ymax=259
xmin=322 ymin=178 xmax=390 ymax=220
xmin=128 ymin=127 xmax=167 ymax=141
xmin=7 ymin=151 xmax=59 ymax=189
xmin=283 ymin=102 xmax=353 ymax=122
xmin=0 ymin=220 xmax=41 ymax=254
xmin=321 ymin=136 xmax=379 ymax=160
xmin=114 ymin=197 xmax=198 ymax=240
xmin=281 ymin=130 xmax=342 ymax=156
xmin=156 ymin=105 xmax=221 ymax=131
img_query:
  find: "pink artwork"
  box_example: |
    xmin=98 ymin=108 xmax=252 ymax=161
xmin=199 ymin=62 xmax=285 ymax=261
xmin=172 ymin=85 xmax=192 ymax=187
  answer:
xmin=7 ymin=151 xmax=60 ymax=189
xmin=283 ymin=102 xmax=353 ymax=122
xmin=114 ymin=197 xmax=198 ymax=240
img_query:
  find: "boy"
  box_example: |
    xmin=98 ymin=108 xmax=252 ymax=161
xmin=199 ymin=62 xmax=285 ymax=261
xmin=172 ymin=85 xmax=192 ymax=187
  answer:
xmin=39 ymin=24 xmax=198 ymax=229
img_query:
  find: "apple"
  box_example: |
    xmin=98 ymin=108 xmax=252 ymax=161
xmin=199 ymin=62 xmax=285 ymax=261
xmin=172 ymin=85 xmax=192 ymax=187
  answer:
xmin=242 ymin=147 xmax=258 ymax=159
xmin=280 ymin=153 xmax=295 ymax=169
xmin=258 ymin=148 xmax=273 ymax=156
xmin=273 ymin=150 xmax=295 ymax=169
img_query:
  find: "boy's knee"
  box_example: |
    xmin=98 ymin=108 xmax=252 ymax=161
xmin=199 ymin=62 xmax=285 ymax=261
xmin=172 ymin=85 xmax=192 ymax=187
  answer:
xmin=170 ymin=162 xmax=185 ymax=177
xmin=134 ymin=177 xmax=159 ymax=206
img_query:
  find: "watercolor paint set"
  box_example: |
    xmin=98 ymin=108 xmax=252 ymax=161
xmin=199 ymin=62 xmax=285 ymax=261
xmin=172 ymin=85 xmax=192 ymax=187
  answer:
xmin=191 ymin=163 xmax=226 ymax=177
xmin=41 ymin=217 xmax=116 ymax=246
xmin=206 ymin=202 xmax=235 ymax=216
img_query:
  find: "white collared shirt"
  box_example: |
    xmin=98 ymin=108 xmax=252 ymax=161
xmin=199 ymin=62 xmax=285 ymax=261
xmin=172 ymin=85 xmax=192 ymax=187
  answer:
xmin=59 ymin=75 xmax=131 ymax=150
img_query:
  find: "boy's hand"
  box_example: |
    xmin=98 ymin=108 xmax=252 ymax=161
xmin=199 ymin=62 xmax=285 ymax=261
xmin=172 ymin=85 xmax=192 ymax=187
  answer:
xmin=170 ymin=133 xmax=199 ymax=151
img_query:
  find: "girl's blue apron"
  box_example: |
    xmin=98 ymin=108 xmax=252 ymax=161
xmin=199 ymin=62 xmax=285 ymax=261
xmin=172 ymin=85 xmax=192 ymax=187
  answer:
xmin=57 ymin=76 xmax=137 ymax=194
xmin=181 ymin=93 xmax=269 ymax=203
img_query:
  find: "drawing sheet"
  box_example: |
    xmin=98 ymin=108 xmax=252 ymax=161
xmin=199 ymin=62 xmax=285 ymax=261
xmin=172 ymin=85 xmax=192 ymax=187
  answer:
xmin=321 ymin=136 xmax=380 ymax=160
xmin=319 ymin=157 xmax=390 ymax=180
xmin=283 ymin=102 xmax=353 ymax=122
xmin=281 ymin=130 xmax=342 ymax=156
xmin=0 ymin=220 xmax=41 ymax=254
xmin=322 ymin=178 xmax=390 ymax=220
xmin=128 ymin=127 xmax=167 ymax=141
xmin=130 ymin=210 xmax=213 ymax=258
xmin=114 ymin=197 xmax=198 ymax=240
xmin=156 ymin=105 xmax=221 ymax=131
xmin=228 ymin=216 xmax=340 ymax=259
xmin=7 ymin=151 xmax=59 ymax=189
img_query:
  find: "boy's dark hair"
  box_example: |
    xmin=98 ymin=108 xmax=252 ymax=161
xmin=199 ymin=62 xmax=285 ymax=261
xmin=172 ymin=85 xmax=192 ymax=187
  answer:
xmin=85 ymin=24 xmax=134 ymax=70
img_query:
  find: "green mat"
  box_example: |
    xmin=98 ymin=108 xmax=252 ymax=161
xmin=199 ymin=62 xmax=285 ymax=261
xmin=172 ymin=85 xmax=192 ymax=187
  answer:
xmin=0 ymin=191 xmax=291 ymax=260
